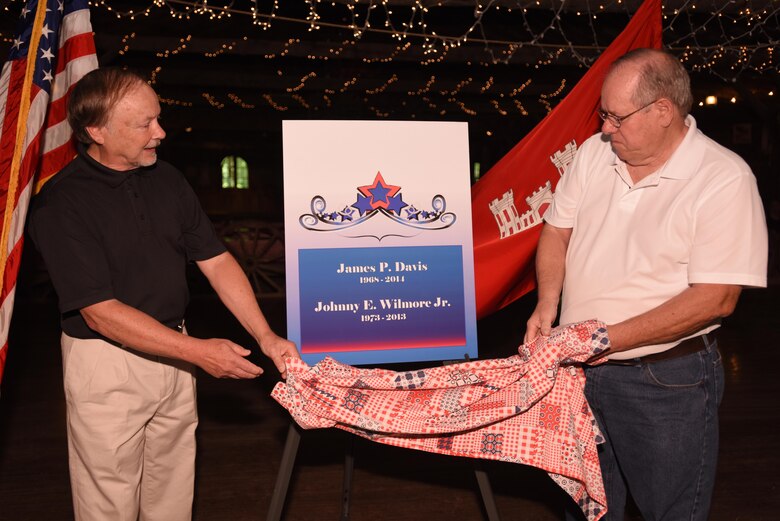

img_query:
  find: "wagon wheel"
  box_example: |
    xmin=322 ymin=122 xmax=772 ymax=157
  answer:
xmin=218 ymin=220 xmax=286 ymax=298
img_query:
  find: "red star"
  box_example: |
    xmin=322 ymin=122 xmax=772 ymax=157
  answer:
xmin=357 ymin=172 xmax=401 ymax=210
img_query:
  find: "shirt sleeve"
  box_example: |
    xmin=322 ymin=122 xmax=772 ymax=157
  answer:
xmin=689 ymin=165 xmax=768 ymax=288
xmin=544 ymin=135 xmax=598 ymax=229
xmin=28 ymin=198 xmax=115 ymax=313
xmin=175 ymin=173 xmax=227 ymax=262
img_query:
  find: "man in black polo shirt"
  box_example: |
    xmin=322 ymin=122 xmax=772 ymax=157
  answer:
xmin=28 ymin=68 xmax=299 ymax=521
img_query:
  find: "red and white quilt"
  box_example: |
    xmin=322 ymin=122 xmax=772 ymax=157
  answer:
xmin=272 ymin=319 xmax=610 ymax=520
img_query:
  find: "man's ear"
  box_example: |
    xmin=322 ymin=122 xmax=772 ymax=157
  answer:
xmin=655 ymin=98 xmax=676 ymax=128
xmin=85 ymin=125 xmax=105 ymax=145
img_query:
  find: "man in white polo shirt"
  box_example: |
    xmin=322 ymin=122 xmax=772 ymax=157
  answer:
xmin=525 ymin=48 xmax=767 ymax=520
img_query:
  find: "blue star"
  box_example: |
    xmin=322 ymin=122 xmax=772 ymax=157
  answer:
xmin=405 ymin=206 xmax=421 ymax=221
xmin=369 ymin=183 xmax=391 ymax=205
xmin=386 ymin=194 xmax=408 ymax=214
xmin=352 ymin=194 xmax=375 ymax=216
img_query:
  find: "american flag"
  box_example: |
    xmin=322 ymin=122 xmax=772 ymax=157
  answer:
xmin=0 ymin=0 xmax=97 ymax=384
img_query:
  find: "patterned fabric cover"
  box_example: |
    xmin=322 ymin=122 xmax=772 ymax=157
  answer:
xmin=272 ymin=320 xmax=610 ymax=520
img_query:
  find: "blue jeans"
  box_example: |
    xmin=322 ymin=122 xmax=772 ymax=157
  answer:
xmin=566 ymin=337 xmax=724 ymax=521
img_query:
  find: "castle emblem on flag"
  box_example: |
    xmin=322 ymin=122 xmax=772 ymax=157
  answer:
xmin=299 ymin=171 xmax=456 ymax=237
xmin=550 ymin=140 xmax=578 ymax=176
xmin=489 ymin=140 xmax=578 ymax=239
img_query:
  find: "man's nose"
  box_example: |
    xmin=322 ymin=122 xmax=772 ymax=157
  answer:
xmin=153 ymin=120 xmax=166 ymax=140
xmin=601 ymin=119 xmax=618 ymax=134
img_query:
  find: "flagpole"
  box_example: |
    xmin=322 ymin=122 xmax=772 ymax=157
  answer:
xmin=0 ymin=0 xmax=49 ymax=297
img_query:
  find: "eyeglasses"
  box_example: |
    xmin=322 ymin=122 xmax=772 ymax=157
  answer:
xmin=597 ymin=99 xmax=658 ymax=128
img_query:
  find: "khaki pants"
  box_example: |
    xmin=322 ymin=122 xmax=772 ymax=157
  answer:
xmin=61 ymin=333 xmax=197 ymax=521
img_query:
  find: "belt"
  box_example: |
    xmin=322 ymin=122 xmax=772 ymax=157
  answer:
xmin=602 ymin=332 xmax=715 ymax=366
xmin=101 ymin=319 xmax=185 ymax=348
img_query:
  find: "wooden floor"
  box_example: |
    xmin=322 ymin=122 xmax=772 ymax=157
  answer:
xmin=1 ymin=285 xmax=778 ymax=521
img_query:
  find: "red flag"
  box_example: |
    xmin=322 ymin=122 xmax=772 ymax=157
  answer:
xmin=471 ymin=0 xmax=662 ymax=319
xmin=0 ymin=0 xmax=97 ymax=384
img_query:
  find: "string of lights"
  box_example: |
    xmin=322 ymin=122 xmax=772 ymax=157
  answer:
xmin=1 ymin=0 xmax=776 ymax=121
xmin=79 ymin=1 xmax=777 ymax=70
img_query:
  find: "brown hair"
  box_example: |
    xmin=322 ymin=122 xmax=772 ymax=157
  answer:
xmin=610 ymin=48 xmax=693 ymax=116
xmin=67 ymin=67 xmax=149 ymax=144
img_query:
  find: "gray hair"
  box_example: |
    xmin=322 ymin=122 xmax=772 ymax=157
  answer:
xmin=610 ymin=48 xmax=693 ymax=116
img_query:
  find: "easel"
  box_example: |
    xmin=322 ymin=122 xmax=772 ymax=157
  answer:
xmin=265 ymin=356 xmax=502 ymax=521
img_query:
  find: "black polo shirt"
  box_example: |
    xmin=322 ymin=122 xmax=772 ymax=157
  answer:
xmin=28 ymin=145 xmax=226 ymax=339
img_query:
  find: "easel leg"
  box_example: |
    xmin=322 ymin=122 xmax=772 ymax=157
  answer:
xmin=266 ymin=422 xmax=302 ymax=521
xmin=446 ymin=355 xmax=502 ymax=520
xmin=474 ymin=461 xmax=501 ymax=521
xmin=340 ymin=434 xmax=356 ymax=521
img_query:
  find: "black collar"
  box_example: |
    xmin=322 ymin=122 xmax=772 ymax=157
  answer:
xmin=77 ymin=142 xmax=151 ymax=188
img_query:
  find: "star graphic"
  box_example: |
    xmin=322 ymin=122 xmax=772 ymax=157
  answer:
xmin=58 ymin=1 xmax=64 ymax=13
xmin=12 ymin=37 xmax=23 ymax=50
xmin=20 ymin=6 xmax=30 ymax=18
xmin=42 ymin=69 xmax=54 ymax=83
xmin=351 ymin=194 xmax=375 ymax=216
xmin=405 ymin=206 xmax=421 ymax=221
xmin=41 ymin=47 xmax=54 ymax=61
xmin=386 ymin=194 xmax=408 ymax=214
xmin=357 ymin=172 xmax=400 ymax=210
xmin=41 ymin=24 xmax=53 ymax=40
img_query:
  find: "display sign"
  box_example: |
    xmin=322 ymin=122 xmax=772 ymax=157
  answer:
xmin=283 ymin=120 xmax=477 ymax=365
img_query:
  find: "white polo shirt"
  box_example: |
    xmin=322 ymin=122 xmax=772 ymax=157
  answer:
xmin=545 ymin=116 xmax=767 ymax=359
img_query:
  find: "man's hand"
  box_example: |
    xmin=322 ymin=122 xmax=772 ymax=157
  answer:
xmin=524 ymin=300 xmax=559 ymax=344
xmin=258 ymin=333 xmax=300 ymax=379
xmin=197 ymin=252 xmax=300 ymax=379
xmin=192 ymin=338 xmax=264 ymax=379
